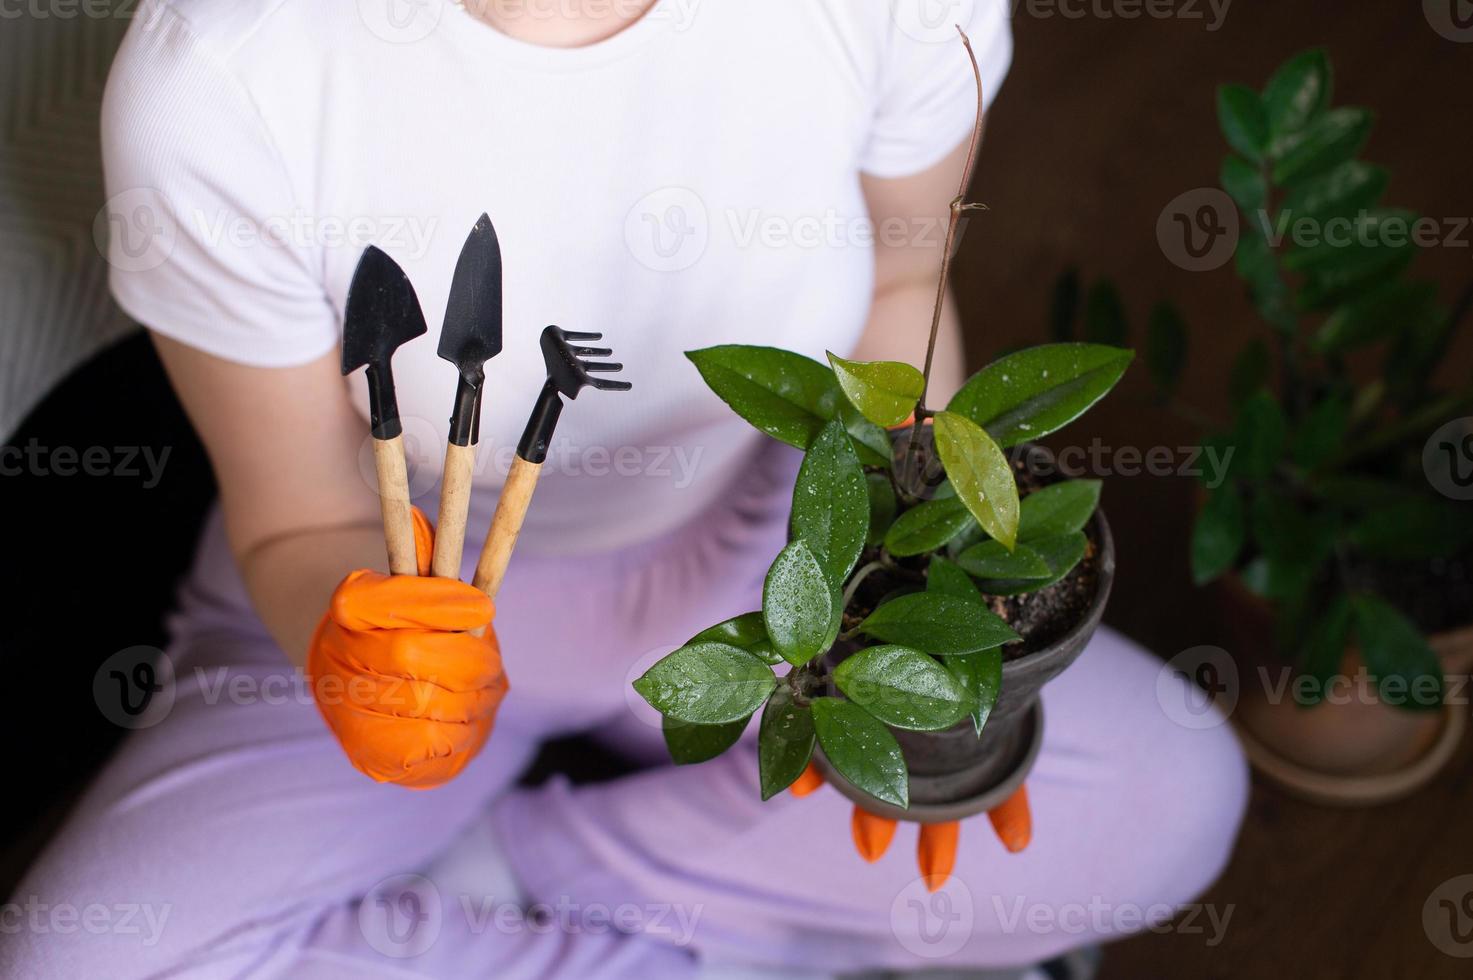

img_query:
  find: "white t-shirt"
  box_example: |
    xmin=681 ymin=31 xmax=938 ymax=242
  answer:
xmin=102 ymin=0 xmax=1011 ymax=553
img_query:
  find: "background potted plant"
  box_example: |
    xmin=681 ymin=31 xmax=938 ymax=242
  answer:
xmin=631 ymin=31 xmax=1134 ymax=883
xmin=1060 ymin=49 xmax=1473 ymax=805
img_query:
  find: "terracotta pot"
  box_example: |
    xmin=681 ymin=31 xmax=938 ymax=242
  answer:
xmin=1217 ymin=576 xmax=1471 ymax=807
xmin=814 ymin=510 xmax=1116 ymax=822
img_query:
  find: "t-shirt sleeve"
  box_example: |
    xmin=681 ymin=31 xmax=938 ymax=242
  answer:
xmin=100 ymin=5 xmax=337 ymax=367
xmin=860 ymin=0 xmax=1014 ymax=179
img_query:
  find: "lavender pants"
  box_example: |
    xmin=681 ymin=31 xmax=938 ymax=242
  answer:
xmin=5 ymin=444 xmax=1247 ymax=978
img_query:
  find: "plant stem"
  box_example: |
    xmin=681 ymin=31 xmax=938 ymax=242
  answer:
xmin=908 ymin=26 xmax=986 ymax=480
xmin=1327 ymin=384 xmax=1473 ymax=470
xmin=842 ymin=560 xmax=886 ymax=611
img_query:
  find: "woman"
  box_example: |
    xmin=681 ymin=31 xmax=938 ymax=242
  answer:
xmin=7 ymin=1 xmax=1246 ymax=976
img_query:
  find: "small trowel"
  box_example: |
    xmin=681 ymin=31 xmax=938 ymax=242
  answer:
xmin=341 ymin=245 xmax=429 ymax=576
xmin=431 ymin=213 xmax=504 ymax=579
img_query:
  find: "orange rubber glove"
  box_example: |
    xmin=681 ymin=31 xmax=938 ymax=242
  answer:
xmin=791 ymin=762 xmax=1031 ymax=890
xmin=308 ymin=509 xmax=509 ymax=789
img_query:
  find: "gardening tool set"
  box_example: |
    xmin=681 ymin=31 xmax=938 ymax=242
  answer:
xmin=341 ymin=213 xmax=630 ymax=595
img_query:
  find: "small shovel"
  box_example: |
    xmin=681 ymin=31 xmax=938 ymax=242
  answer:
xmin=342 ymin=245 xmax=429 ymax=576
xmin=431 ymin=213 xmax=504 ymax=579
xmin=472 ymin=326 xmax=631 ymax=600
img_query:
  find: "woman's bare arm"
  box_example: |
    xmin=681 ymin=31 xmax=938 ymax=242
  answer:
xmin=854 ymin=136 xmax=975 ymax=405
xmin=152 ymin=335 xmax=390 ymax=667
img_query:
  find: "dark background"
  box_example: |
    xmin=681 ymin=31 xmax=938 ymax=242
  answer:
xmin=4 ymin=2 xmax=1472 ymax=977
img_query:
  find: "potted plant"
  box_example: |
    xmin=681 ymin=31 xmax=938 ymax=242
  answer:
xmin=632 ymin=32 xmax=1133 ymax=883
xmin=1067 ymin=49 xmax=1473 ymax=805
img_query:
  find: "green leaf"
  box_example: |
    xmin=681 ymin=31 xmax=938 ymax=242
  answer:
xmin=826 ymin=352 xmax=925 ymax=428
xmin=633 ymin=643 xmax=776 ymax=724
xmin=865 ymin=472 xmax=898 ymax=547
xmin=1216 ymin=83 xmax=1269 ymax=162
xmin=1297 ymin=594 xmax=1352 ymax=705
xmin=926 ymin=556 xmax=981 ymax=600
xmin=1019 ymin=480 xmax=1101 ymax=541
xmin=810 ymin=697 xmax=908 ymax=808
xmin=1083 ymin=282 xmax=1128 ymax=346
xmin=1220 ymin=155 xmax=1267 ymax=213
xmin=1386 ymin=301 xmax=1455 ymax=402
xmin=1283 ymin=208 xmax=1418 ymax=275
xmin=1262 ymin=49 xmax=1332 ymax=137
xmin=1279 ymin=160 xmax=1387 ymax=224
xmin=686 ymin=346 xmax=836 ymax=450
xmin=1192 ymin=486 xmax=1245 ymax=584
xmin=933 ymin=411 xmax=1020 ymax=551
xmin=1270 ymin=107 xmax=1373 ymax=186
xmin=971 ymin=531 xmax=1087 ymax=595
xmin=762 ymin=540 xmax=840 ymax=666
xmin=834 ymin=645 xmax=973 ymax=731
xmin=662 ymin=715 xmax=748 ymax=765
xmin=834 ymin=398 xmax=893 ymax=469
xmin=791 ymin=419 xmax=868 ymax=589
xmin=1314 ymin=280 xmax=1437 ymax=354
xmin=1350 ymin=595 xmax=1444 ymax=710
xmin=1233 ymin=233 xmax=1295 ymax=333
xmin=1248 ymin=491 xmax=1336 ymax=601
xmin=757 ymin=685 xmax=815 ymax=800
xmin=689 ymin=613 xmax=782 ymax=666
xmin=1347 ymin=495 xmax=1473 ymax=560
xmin=1292 ymin=394 xmax=1348 ymax=470
xmin=944 ymin=648 xmax=1001 ymax=734
xmin=1050 ymin=268 xmax=1080 ymax=341
xmin=1296 ymin=245 xmax=1415 ymax=312
xmin=955 ymin=539 xmax=1052 ymax=580
xmin=1228 ymin=339 xmax=1271 ymax=407
xmin=883 ymin=494 xmax=975 ymax=557
xmin=946 ymin=344 xmax=1134 ymax=449
xmin=1235 ymin=391 xmax=1288 ymax=480
xmin=858 ymin=592 xmax=1018 ymax=654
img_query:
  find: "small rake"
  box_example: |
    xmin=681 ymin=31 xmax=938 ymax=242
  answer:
xmin=471 ymin=326 xmax=631 ymax=600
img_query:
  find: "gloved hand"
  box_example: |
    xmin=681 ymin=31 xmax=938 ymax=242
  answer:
xmin=308 ymin=508 xmax=509 ymax=789
xmin=789 ymin=763 xmax=1031 ymax=890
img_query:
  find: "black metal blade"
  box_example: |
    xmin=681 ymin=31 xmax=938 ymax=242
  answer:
xmin=341 ymin=245 xmax=428 ymax=376
xmin=437 ymin=213 xmax=504 ymax=383
xmin=342 ymin=246 xmax=428 ymax=439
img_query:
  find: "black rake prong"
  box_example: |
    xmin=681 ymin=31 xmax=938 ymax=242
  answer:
xmin=588 ymin=375 xmax=633 ymax=392
xmin=516 ymin=325 xmax=633 ymax=462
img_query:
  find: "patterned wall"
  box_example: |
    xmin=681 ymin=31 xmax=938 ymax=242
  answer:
xmin=1 ymin=5 xmax=134 ymax=438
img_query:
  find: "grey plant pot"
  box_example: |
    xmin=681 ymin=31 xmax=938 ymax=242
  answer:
xmin=815 ymin=510 xmax=1116 ymax=822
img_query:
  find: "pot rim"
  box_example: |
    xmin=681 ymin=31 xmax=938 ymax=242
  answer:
xmin=814 ymin=697 xmax=1045 ymax=822
xmin=1001 ymin=507 xmax=1116 ymax=678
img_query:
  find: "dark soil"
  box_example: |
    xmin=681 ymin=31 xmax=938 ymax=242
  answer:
xmin=847 ymin=438 xmax=1102 ymax=660
xmin=1343 ymin=547 xmax=1473 ymax=636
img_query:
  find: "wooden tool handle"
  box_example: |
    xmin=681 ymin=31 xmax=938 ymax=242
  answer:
xmin=431 ymin=441 xmax=477 ymax=579
xmin=373 ymin=435 xmax=419 ymax=577
xmin=472 ymin=455 xmax=543 ymax=601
